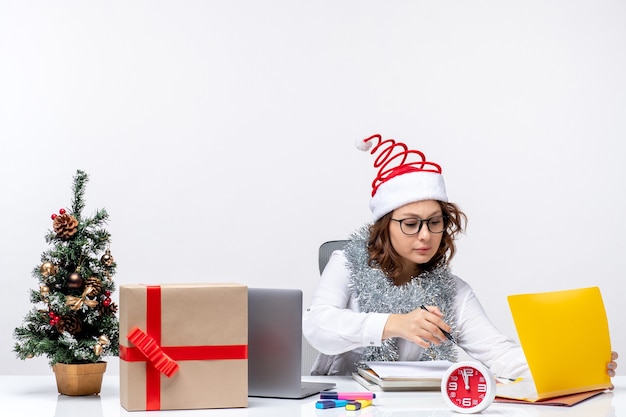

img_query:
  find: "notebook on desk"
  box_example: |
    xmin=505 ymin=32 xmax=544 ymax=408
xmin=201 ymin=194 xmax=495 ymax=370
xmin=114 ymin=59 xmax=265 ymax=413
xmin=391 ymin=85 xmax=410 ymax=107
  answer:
xmin=496 ymin=286 xmax=613 ymax=405
xmin=247 ymin=288 xmax=335 ymax=398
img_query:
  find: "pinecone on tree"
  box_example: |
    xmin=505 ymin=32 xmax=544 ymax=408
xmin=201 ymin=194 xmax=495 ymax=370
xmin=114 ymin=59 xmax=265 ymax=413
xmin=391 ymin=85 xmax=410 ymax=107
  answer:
xmin=99 ymin=301 xmax=118 ymax=316
xmin=85 ymin=276 xmax=102 ymax=296
xmin=53 ymin=213 xmax=79 ymax=239
xmin=55 ymin=315 xmax=82 ymax=335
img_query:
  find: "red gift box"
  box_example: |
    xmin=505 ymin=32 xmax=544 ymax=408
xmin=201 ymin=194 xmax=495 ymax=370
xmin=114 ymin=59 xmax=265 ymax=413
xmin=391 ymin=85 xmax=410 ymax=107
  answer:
xmin=119 ymin=283 xmax=248 ymax=411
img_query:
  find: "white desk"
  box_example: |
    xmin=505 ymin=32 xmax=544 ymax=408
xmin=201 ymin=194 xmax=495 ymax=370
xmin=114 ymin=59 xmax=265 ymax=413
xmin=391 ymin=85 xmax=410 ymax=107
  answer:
xmin=1 ymin=375 xmax=624 ymax=417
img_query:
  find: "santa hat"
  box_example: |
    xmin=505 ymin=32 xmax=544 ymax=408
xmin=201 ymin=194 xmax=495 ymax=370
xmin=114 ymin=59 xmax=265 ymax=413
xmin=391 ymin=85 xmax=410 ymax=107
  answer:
xmin=357 ymin=134 xmax=448 ymax=222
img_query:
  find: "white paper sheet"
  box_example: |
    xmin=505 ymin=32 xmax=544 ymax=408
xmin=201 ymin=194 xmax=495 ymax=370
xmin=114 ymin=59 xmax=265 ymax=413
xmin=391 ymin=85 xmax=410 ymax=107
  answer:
xmin=365 ymin=360 xmax=454 ymax=379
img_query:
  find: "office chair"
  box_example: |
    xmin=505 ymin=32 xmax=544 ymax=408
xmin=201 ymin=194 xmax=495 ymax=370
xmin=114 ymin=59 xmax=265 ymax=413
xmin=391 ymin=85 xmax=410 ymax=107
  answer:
xmin=302 ymin=239 xmax=349 ymax=375
xmin=318 ymin=240 xmax=348 ymax=275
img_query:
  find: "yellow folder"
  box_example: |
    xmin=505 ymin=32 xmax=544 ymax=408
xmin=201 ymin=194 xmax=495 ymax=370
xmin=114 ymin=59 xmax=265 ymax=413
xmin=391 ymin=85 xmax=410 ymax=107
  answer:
xmin=499 ymin=286 xmax=612 ymax=402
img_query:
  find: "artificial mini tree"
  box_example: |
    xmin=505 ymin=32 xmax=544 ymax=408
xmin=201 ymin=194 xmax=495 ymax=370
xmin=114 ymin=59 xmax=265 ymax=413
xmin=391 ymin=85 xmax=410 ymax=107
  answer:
xmin=13 ymin=170 xmax=119 ymax=378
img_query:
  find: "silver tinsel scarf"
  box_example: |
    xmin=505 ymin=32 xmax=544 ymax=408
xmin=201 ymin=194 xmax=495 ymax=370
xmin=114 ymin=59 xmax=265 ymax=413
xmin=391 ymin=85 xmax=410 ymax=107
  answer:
xmin=345 ymin=225 xmax=458 ymax=365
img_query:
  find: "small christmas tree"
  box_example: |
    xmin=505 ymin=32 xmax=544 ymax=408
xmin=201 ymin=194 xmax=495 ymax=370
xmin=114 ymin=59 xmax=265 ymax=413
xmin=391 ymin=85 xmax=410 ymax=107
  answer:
xmin=13 ymin=170 xmax=119 ymax=366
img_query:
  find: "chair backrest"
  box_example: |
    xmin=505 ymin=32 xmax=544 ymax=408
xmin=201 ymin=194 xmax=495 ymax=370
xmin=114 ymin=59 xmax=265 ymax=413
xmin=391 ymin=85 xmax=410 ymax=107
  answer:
xmin=305 ymin=240 xmax=349 ymax=375
xmin=318 ymin=240 xmax=348 ymax=275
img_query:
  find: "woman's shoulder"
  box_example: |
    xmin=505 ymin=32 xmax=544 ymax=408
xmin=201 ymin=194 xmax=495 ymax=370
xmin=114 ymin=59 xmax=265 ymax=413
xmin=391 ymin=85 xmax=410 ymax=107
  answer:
xmin=328 ymin=248 xmax=348 ymax=264
xmin=450 ymin=273 xmax=474 ymax=295
xmin=321 ymin=249 xmax=350 ymax=277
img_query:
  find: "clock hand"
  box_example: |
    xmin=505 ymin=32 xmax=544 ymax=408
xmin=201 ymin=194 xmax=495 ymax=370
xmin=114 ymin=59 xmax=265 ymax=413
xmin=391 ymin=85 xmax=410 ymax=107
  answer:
xmin=461 ymin=369 xmax=469 ymax=390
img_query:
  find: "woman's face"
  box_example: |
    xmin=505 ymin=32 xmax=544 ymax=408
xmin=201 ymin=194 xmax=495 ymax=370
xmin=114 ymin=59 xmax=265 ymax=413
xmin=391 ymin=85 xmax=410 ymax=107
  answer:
xmin=389 ymin=200 xmax=444 ymax=267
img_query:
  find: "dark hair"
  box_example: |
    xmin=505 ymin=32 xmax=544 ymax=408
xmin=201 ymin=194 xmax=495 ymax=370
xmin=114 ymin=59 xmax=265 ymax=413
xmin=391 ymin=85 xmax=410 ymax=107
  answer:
xmin=367 ymin=201 xmax=467 ymax=284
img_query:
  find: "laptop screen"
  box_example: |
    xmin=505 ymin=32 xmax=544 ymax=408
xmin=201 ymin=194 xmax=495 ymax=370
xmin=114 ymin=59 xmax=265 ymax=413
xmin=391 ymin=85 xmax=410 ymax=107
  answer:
xmin=247 ymin=287 xmax=334 ymax=398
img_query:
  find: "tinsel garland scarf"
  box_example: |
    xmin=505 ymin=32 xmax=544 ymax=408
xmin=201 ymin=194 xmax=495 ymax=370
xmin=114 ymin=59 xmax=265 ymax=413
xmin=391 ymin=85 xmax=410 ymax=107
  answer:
xmin=346 ymin=225 xmax=458 ymax=364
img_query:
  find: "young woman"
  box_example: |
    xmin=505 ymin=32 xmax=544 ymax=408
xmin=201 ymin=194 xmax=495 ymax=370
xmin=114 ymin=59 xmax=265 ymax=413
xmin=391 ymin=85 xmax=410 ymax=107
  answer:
xmin=303 ymin=134 xmax=618 ymax=379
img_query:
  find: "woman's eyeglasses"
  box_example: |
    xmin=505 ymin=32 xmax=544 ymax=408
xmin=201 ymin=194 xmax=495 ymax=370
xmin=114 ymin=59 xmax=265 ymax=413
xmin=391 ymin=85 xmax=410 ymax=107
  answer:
xmin=391 ymin=215 xmax=448 ymax=235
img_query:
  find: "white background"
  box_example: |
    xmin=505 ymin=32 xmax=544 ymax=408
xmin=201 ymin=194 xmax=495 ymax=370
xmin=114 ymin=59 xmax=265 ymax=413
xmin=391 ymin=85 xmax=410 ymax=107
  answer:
xmin=1 ymin=1 xmax=624 ymax=376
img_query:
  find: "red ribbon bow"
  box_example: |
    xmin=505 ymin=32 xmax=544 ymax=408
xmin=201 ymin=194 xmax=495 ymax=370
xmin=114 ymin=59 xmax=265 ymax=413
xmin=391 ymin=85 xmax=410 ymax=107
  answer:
xmin=127 ymin=327 xmax=180 ymax=377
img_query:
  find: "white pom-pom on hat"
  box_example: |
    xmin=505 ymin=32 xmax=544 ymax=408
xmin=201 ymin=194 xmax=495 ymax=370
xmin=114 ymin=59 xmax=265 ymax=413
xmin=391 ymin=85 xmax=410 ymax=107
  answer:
xmin=355 ymin=137 xmax=373 ymax=152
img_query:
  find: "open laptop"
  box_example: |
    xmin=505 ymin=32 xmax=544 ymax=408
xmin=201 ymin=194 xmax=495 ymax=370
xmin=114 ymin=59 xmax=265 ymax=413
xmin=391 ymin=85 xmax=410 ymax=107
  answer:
xmin=248 ymin=287 xmax=336 ymax=398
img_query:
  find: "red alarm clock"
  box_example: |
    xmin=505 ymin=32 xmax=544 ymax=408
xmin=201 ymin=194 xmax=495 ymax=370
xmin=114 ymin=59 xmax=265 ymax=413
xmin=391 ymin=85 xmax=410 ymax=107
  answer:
xmin=441 ymin=361 xmax=496 ymax=413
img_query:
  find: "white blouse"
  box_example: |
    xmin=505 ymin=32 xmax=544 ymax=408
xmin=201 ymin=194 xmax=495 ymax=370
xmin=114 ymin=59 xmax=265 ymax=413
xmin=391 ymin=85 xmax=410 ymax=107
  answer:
xmin=303 ymin=250 xmax=531 ymax=378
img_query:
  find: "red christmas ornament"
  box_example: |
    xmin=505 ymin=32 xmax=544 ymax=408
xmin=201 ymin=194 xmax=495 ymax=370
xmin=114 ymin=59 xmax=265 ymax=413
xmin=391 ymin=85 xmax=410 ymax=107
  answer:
xmin=49 ymin=319 xmax=55 ymax=326
xmin=51 ymin=214 xmax=57 ymax=220
xmin=102 ymin=298 xmax=112 ymax=307
xmin=48 ymin=311 xmax=55 ymax=318
xmin=59 ymin=208 xmax=66 ymax=215
xmin=104 ymin=290 xmax=111 ymax=297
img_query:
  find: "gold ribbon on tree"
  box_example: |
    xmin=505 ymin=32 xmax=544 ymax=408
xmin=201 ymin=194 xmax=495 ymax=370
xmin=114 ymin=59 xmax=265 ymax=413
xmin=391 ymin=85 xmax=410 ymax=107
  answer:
xmin=65 ymin=286 xmax=99 ymax=311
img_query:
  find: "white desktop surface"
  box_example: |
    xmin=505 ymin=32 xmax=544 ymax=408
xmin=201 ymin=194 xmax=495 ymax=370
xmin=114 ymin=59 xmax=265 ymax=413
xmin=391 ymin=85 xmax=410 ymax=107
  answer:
xmin=1 ymin=375 xmax=624 ymax=417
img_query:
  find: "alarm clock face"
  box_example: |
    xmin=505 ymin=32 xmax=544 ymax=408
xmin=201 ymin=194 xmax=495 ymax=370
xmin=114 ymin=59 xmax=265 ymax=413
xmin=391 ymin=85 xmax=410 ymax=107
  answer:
xmin=441 ymin=361 xmax=496 ymax=414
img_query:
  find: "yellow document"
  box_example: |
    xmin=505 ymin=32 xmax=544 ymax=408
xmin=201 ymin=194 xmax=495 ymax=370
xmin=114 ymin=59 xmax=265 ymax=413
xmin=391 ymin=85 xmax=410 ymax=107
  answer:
xmin=499 ymin=286 xmax=612 ymax=402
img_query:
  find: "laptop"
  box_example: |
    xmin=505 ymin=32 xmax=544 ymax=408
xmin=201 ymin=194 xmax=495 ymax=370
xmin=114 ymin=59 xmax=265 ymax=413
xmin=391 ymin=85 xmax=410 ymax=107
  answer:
xmin=248 ymin=287 xmax=336 ymax=398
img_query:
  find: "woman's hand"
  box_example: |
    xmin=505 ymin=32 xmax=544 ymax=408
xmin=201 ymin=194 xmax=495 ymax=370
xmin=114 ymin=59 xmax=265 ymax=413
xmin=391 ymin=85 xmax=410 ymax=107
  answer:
xmin=608 ymin=351 xmax=618 ymax=377
xmin=382 ymin=305 xmax=451 ymax=348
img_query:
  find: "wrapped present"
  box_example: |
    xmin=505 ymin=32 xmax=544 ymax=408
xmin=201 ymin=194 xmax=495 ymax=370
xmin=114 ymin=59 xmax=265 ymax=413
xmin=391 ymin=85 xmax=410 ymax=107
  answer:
xmin=119 ymin=283 xmax=248 ymax=411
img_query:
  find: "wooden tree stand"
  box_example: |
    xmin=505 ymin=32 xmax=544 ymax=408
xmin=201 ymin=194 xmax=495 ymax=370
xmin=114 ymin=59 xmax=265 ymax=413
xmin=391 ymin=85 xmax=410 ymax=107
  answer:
xmin=53 ymin=361 xmax=107 ymax=396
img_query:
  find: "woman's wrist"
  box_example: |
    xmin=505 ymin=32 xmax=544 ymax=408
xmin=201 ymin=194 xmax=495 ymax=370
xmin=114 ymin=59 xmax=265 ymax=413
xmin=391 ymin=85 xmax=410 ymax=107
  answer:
xmin=382 ymin=313 xmax=399 ymax=340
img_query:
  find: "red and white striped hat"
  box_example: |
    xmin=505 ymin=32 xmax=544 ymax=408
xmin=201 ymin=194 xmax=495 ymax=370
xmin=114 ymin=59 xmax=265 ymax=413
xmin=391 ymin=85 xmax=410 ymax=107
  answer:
xmin=357 ymin=134 xmax=448 ymax=221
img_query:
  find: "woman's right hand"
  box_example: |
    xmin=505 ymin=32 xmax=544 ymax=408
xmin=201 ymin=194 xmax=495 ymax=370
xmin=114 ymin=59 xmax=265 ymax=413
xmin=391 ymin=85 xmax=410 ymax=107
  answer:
xmin=382 ymin=305 xmax=452 ymax=348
